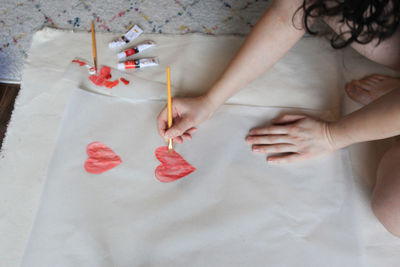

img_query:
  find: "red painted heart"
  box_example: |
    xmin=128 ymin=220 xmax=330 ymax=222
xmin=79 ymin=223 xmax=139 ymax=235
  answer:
xmin=84 ymin=142 xmax=122 ymax=174
xmin=155 ymin=146 xmax=196 ymax=182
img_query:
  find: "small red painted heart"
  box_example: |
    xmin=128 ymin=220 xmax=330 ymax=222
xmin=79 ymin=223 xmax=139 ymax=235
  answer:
xmin=155 ymin=146 xmax=196 ymax=182
xmin=84 ymin=142 xmax=122 ymax=174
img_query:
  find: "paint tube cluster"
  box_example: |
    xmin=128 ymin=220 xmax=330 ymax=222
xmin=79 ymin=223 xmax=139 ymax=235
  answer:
xmin=109 ymin=25 xmax=159 ymax=70
xmin=117 ymin=41 xmax=158 ymax=70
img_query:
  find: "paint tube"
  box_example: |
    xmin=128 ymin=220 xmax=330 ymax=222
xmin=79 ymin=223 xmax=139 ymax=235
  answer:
xmin=109 ymin=25 xmax=143 ymax=49
xmin=117 ymin=41 xmax=156 ymax=60
xmin=117 ymin=58 xmax=160 ymax=70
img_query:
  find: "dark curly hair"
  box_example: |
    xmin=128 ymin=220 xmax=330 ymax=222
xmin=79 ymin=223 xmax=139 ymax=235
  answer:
xmin=298 ymin=0 xmax=400 ymax=48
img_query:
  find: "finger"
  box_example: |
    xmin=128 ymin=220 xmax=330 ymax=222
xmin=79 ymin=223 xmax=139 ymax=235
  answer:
xmin=178 ymin=128 xmax=197 ymax=141
xmin=267 ymin=153 xmax=303 ymax=164
xmin=157 ymin=106 xmax=169 ymax=136
xmin=173 ymin=136 xmax=184 ymax=144
xmin=272 ymin=114 xmax=305 ymax=125
xmin=252 ymin=144 xmax=297 ymax=154
xmin=186 ymin=127 xmax=197 ymax=135
xmin=182 ymin=133 xmax=192 ymax=140
xmin=165 ymin=118 xmax=194 ymax=139
xmin=249 ymin=125 xmax=290 ymax=135
xmin=246 ymin=135 xmax=292 ymax=145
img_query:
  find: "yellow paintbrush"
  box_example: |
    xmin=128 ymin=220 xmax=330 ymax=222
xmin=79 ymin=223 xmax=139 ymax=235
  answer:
xmin=91 ymin=21 xmax=98 ymax=72
xmin=167 ymin=66 xmax=174 ymax=153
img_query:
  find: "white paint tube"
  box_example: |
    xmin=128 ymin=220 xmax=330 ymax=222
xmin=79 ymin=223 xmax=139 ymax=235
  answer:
xmin=117 ymin=57 xmax=160 ymax=70
xmin=117 ymin=41 xmax=156 ymax=60
xmin=109 ymin=25 xmax=143 ymax=49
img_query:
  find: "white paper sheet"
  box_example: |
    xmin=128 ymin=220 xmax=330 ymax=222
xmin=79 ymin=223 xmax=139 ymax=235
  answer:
xmin=22 ymin=88 xmax=362 ymax=266
xmin=3 ymin=28 xmax=400 ymax=267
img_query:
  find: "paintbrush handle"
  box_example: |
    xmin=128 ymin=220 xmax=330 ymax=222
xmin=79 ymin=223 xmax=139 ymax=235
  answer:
xmin=167 ymin=66 xmax=174 ymax=152
xmin=91 ymin=21 xmax=98 ymax=71
xmin=167 ymin=66 xmax=172 ymax=128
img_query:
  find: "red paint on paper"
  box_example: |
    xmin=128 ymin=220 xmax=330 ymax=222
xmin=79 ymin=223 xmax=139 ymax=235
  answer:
xmin=71 ymin=61 xmax=123 ymax=89
xmin=120 ymin=77 xmax=130 ymax=85
xmin=72 ymin=59 xmax=87 ymax=66
xmin=155 ymin=146 xmax=196 ymax=182
xmin=89 ymin=66 xmax=111 ymax=85
xmin=84 ymin=142 xmax=122 ymax=174
xmin=89 ymin=66 xmax=119 ymax=88
xmin=104 ymin=79 xmax=119 ymax=88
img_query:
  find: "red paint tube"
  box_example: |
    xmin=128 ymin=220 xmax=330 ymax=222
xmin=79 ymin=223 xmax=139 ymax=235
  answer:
xmin=117 ymin=57 xmax=159 ymax=70
xmin=117 ymin=41 xmax=155 ymax=60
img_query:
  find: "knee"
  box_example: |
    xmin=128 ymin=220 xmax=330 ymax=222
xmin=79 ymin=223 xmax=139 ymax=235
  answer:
xmin=371 ymin=191 xmax=400 ymax=238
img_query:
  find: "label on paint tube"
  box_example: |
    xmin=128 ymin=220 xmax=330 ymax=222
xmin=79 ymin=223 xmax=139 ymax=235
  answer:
xmin=117 ymin=41 xmax=156 ymax=60
xmin=117 ymin=57 xmax=160 ymax=70
xmin=109 ymin=25 xmax=143 ymax=49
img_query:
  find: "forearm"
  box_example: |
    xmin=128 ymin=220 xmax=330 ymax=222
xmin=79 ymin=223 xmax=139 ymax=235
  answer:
xmin=206 ymin=0 xmax=306 ymax=108
xmin=329 ymin=89 xmax=400 ymax=149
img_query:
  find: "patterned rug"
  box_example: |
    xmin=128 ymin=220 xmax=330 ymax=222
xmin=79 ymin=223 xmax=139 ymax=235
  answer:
xmin=0 ymin=0 xmax=271 ymax=81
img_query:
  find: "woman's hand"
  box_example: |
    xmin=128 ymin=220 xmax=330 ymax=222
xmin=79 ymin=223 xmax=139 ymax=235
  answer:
xmin=157 ymin=95 xmax=217 ymax=143
xmin=246 ymin=114 xmax=337 ymax=164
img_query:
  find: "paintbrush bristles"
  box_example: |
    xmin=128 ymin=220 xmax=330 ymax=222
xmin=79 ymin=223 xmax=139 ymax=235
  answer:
xmin=167 ymin=66 xmax=174 ymax=152
xmin=168 ymin=138 xmax=174 ymax=154
xmin=91 ymin=21 xmax=98 ymax=72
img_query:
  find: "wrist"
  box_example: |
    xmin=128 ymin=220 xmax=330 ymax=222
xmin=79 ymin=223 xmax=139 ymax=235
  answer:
xmin=325 ymin=121 xmax=353 ymax=150
xmin=199 ymin=93 xmax=219 ymax=118
xmin=203 ymin=90 xmax=223 ymax=113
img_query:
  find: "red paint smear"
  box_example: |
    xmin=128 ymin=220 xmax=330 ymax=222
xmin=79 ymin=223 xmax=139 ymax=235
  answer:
xmin=104 ymin=79 xmax=119 ymax=88
xmin=89 ymin=66 xmax=111 ymax=85
xmin=84 ymin=142 xmax=122 ymax=174
xmin=72 ymin=59 xmax=87 ymax=66
xmin=155 ymin=146 xmax=196 ymax=183
xmin=120 ymin=77 xmax=130 ymax=85
xmin=89 ymin=66 xmax=119 ymax=88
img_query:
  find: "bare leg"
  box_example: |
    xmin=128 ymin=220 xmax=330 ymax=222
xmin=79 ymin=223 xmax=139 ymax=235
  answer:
xmin=329 ymin=13 xmax=400 ymax=233
xmin=371 ymin=141 xmax=400 ymax=237
xmin=343 ymin=81 xmax=400 ymax=237
xmin=345 ymin=74 xmax=400 ymax=105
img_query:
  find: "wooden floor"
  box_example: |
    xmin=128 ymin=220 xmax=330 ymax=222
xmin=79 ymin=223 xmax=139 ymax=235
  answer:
xmin=0 ymin=83 xmax=20 ymax=149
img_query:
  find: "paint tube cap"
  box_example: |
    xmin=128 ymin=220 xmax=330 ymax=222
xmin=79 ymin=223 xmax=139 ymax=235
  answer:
xmin=117 ymin=52 xmax=126 ymax=60
xmin=117 ymin=63 xmax=125 ymax=70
